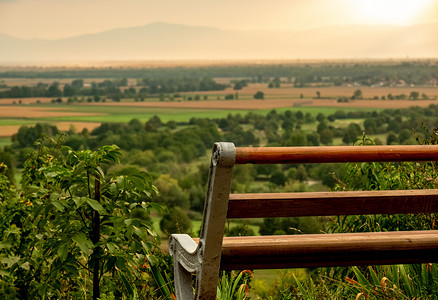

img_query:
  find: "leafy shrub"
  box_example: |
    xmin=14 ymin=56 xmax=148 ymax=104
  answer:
xmin=0 ymin=135 xmax=169 ymax=299
xmin=160 ymin=206 xmax=192 ymax=235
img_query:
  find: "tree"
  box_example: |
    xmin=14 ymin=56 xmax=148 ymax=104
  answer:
xmin=270 ymin=171 xmax=287 ymax=186
xmin=409 ymin=91 xmax=419 ymax=100
xmin=334 ymin=110 xmax=346 ymax=119
xmin=342 ymin=123 xmax=361 ymax=144
xmin=13 ymin=123 xmax=59 ymax=148
xmin=160 ymin=207 xmax=192 ymax=235
xmin=253 ymin=91 xmax=264 ymax=99
xmin=153 ymin=174 xmax=190 ymax=209
xmin=284 ymin=131 xmax=307 ymax=146
xmin=352 ymin=89 xmax=363 ymax=99
xmin=386 ymin=132 xmax=398 ymax=145
xmin=145 ymin=115 xmax=163 ymax=131
xmin=4 ymin=136 xmax=162 ymax=299
xmin=363 ymin=119 xmax=377 ymax=134
xmin=46 ymin=82 xmax=62 ymax=97
xmin=233 ymin=80 xmax=247 ymax=90
xmin=71 ymin=79 xmax=84 ymax=89
xmin=399 ymin=129 xmax=412 ymax=144
xmin=320 ymin=129 xmax=334 ymax=145
xmin=63 ymin=84 xmax=75 ymax=97
xmin=282 ymin=119 xmax=294 ymax=131
xmin=293 ymin=165 xmax=308 ymax=182
xmin=316 ymin=113 xmax=326 ymax=122
xmin=304 ymin=112 xmax=315 ymax=124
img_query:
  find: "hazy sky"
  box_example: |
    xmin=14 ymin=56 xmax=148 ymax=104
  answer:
xmin=0 ymin=0 xmax=437 ymax=40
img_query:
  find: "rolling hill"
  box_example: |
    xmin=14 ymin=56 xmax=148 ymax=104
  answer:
xmin=0 ymin=22 xmax=437 ymax=63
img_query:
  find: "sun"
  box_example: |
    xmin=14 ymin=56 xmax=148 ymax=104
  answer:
xmin=349 ymin=0 xmax=435 ymax=26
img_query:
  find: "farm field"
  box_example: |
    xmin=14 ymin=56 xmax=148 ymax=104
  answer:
xmin=0 ymin=101 xmax=372 ymax=139
xmin=201 ymin=83 xmax=438 ymax=101
xmin=0 ymin=105 xmax=104 ymax=137
xmin=1 ymin=82 xmax=438 ymax=139
xmin=1 ymin=76 xmax=438 ymax=149
xmin=0 ymin=102 xmax=436 ymax=139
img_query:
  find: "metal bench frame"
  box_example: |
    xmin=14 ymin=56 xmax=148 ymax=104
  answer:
xmin=169 ymin=142 xmax=438 ymax=300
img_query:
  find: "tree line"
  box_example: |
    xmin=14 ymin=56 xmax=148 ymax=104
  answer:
xmin=1 ymin=60 xmax=437 ymax=86
xmin=0 ymin=77 xmax=226 ymax=99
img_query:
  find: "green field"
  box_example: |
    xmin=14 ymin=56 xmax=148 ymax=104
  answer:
xmin=7 ymin=103 xmax=380 ymax=125
xmin=0 ymin=137 xmax=12 ymax=148
xmin=0 ymin=119 xmax=36 ymax=126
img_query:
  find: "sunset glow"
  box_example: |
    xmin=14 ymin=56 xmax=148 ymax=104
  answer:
xmin=349 ymin=0 xmax=436 ymax=26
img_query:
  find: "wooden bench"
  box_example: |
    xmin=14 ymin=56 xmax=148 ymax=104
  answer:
xmin=169 ymin=142 xmax=438 ymax=300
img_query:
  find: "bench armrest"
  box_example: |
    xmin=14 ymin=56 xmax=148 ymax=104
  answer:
xmin=169 ymin=234 xmax=200 ymax=273
xmin=169 ymin=234 xmax=200 ymax=300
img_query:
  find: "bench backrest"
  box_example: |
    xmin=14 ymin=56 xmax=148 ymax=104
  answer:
xmin=169 ymin=143 xmax=438 ymax=300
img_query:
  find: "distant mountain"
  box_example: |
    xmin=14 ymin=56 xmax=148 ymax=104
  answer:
xmin=1 ymin=22 xmax=437 ymax=63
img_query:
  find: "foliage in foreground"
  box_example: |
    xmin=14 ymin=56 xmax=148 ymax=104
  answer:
xmin=216 ymin=270 xmax=252 ymax=300
xmin=0 ymin=135 xmax=176 ymax=299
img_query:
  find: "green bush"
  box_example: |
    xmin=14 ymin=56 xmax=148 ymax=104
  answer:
xmin=0 ymin=135 xmax=170 ymax=299
xmin=160 ymin=206 xmax=192 ymax=235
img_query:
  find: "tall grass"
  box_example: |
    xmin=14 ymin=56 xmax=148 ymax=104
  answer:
xmin=341 ymin=264 xmax=438 ymax=299
xmin=216 ymin=270 xmax=252 ymax=300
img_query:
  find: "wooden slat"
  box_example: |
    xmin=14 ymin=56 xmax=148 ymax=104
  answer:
xmin=235 ymin=145 xmax=438 ymax=164
xmin=227 ymin=189 xmax=438 ymax=218
xmin=219 ymin=230 xmax=438 ymax=270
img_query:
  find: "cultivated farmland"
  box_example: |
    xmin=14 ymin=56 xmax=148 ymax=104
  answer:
xmin=1 ymin=82 xmax=438 ymax=138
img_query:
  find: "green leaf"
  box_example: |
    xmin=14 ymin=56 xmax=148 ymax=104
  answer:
xmin=107 ymin=242 xmax=116 ymax=254
xmin=50 ymin=192 xmax=60 ymax=201
xmin=0 ymin=269 xmax=8 ymax=276
xmin=133 ymin=226 xmax=147 ymax=240
xmin=96 ymin=166 xmax=105 ymax=179
xmin=115 ymin=256 xmax=126 ymax=269
xmin=73 ymin=196 xmax=86 ymax=209
xmin=368 ymin=266 xmax=380 ymax=286
xmin=1 ymin=256 xmax=20 ymax=268
xmin=148 ymin=202 xmax=165 ymax=214
xmin=352 ymin=266 xmax=371 ymax=287
xmin=117 ymin=176 xmax=126 ymax=188
xmin=38 ymin=283 xmax=47 ymax=298
xmin=110 ymin=182 xmax=118 ymax=194
xmin=72 ymin=232 xmax=93 ymax=254
xmin=4 ymin=225 xmax=20 ymax=236
xmin=141 ymin=241 xmax=153 ymax=251
xmin=147 ymin=254 xmax=158 ymax=267
xmin=20 ymin=261 xmax=30 ymax=270
xmin=57 ymin=242 xmax=69 ymax=262
xmin=119 ymin=270 xmax=137 ymax=300
xmin=45 ymin=172 xmax=58 ymax=178
xmin=147 ymin=228 xmax=157 ymax=237
xmin=52 ymin=200 xmax=65 ymax=212
xmin=148 ymin=255 xmax=173 ymax=299
xmin=129 ymin=175 xmax=146 ymax=190
xmin=86 ymin=199 xmax=105 ymax=213
xmin=0 ymin=242 xmax=11 ymax=250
